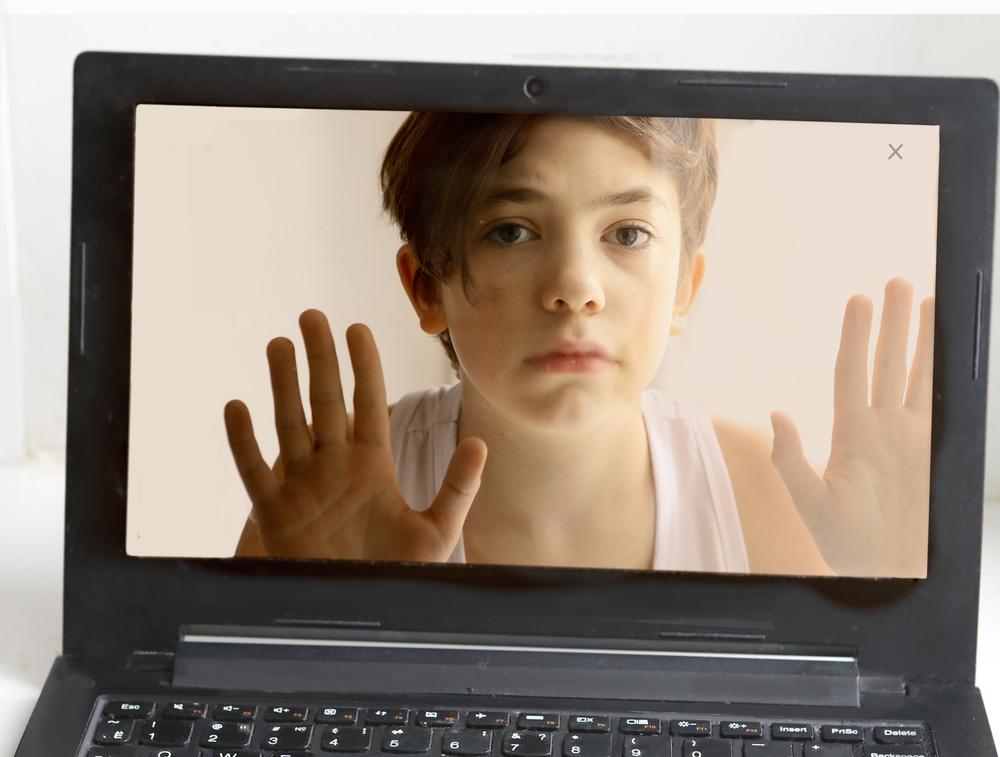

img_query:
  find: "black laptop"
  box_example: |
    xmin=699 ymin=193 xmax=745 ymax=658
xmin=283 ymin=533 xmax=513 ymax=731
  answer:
xmin=12 ymin=52 xmax=999 ymax=757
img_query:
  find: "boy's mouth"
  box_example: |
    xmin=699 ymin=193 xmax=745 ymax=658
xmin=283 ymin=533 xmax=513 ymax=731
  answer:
xmin=524 ymin=341 xmax=615 ymax=374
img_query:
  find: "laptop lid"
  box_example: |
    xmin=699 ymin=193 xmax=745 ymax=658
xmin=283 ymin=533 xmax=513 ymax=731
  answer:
xmin=65 ymin=52 xmax=997 ymax=693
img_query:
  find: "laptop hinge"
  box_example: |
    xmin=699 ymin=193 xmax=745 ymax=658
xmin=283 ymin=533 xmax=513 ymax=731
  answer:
xmin=171 ymin=627 xmax=861 ymax=707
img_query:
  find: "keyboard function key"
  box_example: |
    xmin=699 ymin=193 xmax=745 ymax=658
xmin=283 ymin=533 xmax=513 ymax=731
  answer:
xmin=770 ymin=724 xmax=812 ymax=741
xmin=681 ymin=738 xmax=732 ymax=757
xmin=138 ymin=719 xmax=193 ymax=746
xmin=442 ymin=729 xmax=493 ymax=755
xmin=93 ymin=719 xmax=135 ymax=746
xmin=620 ymin=718 xmax=661 ymax=735
xmin=670 ymin=720 xmax=711 ymax=737
xmin=199 ymin=721 xmax=253 ymax=748
xmin=467 ymin=712 xmax=509 ymax=728
xmin=622 ymin=735 xmax=669 ymax=757
xmin=265 ymin=705 xmax=309 ymax=722
xmin=213 ymin=705 xmax=257 ymax=722
xmin=261 ymin=724 xmax=314 ymax=750
xmin=382 ymin=726 xmax=433 ymax=753
xmin=720 ymin=722 xmax=762 ymax=739
xmin=820 ymin=726 xmax=863 ymax=743
xmin=161 ymin=702 xmax=207 ymax=719
xmin=873 ymin=727 xmax=923 ymax=745
xmin=366 ymin=708 xmax=409 ymax=725
xmin=742 ymin=743 xmax=790 ymax=757
xmin=503 ymin=730 xmax=553 ymax=757
xmin=317 ymin=707 xmax=359 ymax=725
xmin=105 ymin=702 xmax=154 ymax=720
xmin=569 ymin=716 xmax=611 ymax=733
xmin=416 ymin=710 xmax=459 ymax=727
xmin=563 ymin=733 xmax=612 ymax=757
xmin=321 ymin=725 xmax=373 ymax=752
xmin=518 ymin=714 xmax=560 ymax=730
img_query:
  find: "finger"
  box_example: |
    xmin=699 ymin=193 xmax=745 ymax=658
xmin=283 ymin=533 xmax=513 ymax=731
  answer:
xmin=905 ymin=295 xmax=935 ymax=413
xmin=834 ymin=294 xmax=874 ymax=415
xmin=871 ymin=277 xmax=914 ymax=407
xmin=300 ymin=309 xmax=348 ymax=447
xmin=770 ymin=411 xmax=828 ymax=527
xmin=424 ymin=437 xmax=488 ymax=544
xmin=267 ymin=336 xmax=313 ymax=467
xmin=224 ymin=400 xmax=280 ymax=506
xmin=346 ymin=323 xmax=391 ymax=446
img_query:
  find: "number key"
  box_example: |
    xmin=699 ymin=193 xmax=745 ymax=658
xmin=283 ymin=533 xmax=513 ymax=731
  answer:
xmin=442 ymin=729 xmax=493 ymax=755
xmin=138 ymin=719 xmax=193 ymax=746
xmin=382 ymin=726 xmax=432 ymax=753
xmin=198 ymin=721 xmax=253 ymax=748
xmin=563 ymin=733 xmax=612 ymax=757
xmin=321 ymin=725 xmax=373 ymax=752
xmin=682 ymin=738 xmax=732 ymax=757
xmin=503 ymin=731 xmax=552 ymax=757
xmin=260 ymin=724 xmax=314 ymax=750
xmin=622 ymin=735 xmax=669 ymax=757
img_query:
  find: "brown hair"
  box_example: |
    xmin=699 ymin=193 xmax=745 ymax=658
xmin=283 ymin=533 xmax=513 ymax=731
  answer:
xmin=380 ymin=113 xmax=718 ymax=370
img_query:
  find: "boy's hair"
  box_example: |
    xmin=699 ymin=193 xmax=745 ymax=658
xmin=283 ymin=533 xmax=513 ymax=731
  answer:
xmin=380 ymin=113 xmax=718 ymax=371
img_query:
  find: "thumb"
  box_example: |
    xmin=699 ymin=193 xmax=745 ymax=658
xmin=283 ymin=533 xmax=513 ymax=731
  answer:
xmin=770 ymin=410 xmax=827 ymax=525
xmin=424 ymin=437 xmax=488 ymax=544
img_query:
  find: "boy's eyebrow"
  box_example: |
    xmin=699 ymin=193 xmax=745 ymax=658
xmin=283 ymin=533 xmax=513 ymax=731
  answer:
xmin=482 ymin=186 xmax=670 ymax=213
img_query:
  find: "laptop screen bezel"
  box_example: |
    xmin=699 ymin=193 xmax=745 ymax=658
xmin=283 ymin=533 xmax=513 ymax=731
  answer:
xmin=64 ymin=51 xmax=998 ymax=686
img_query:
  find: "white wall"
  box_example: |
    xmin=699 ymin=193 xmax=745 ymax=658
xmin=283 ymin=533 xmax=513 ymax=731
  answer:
xmin=2 ymin=14 xmax=1000 ymax=488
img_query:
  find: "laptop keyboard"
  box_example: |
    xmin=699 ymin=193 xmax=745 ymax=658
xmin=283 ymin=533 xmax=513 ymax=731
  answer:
xmin=82 ymin=699 xmax=931 ymax=757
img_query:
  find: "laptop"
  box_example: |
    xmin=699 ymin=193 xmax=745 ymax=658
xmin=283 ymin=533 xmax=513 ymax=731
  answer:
xmin=12 ymin=51 xmax=999 ymax=757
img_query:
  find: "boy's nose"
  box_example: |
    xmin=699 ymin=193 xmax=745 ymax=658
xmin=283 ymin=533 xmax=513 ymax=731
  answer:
xmin=540 ymin=241 xmax=606 ymax=315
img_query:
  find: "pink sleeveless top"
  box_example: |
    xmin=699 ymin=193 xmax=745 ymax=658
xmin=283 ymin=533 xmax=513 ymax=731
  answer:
xmin=389 ymin=383 xmax=749 ymax=573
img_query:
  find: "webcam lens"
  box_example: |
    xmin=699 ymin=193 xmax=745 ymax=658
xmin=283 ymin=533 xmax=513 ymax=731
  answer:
xmin=524 ymin=76 xmax=548 ymax=98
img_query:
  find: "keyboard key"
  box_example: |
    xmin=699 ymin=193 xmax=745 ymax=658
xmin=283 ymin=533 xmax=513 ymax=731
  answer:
xmin=366 ymin=708 xmax=408 ymax=725
xmin=622 ymin=735 xmax=669 ymax=757
xmin=265 ymin=706 xmax=309 ymax=722
xmin=863 ymin=749 xmax=926 ymax=757
xmin=518 ymin=714 xmax=560 ymax=730
xmin=87 ymin=749 xmax=138 ymax=757
xmin=382 ymin=726 xmax=433 ymax=753
xmin=872 ymin=727 xmax=923 ymax=745
xmin=138 ymin=719 xmax=194 ymax=746
xmin=442 ymin=729 xmax=493 ymax=755
xmin=416 ymin=710 xmax=459 ymax=727
xmin=681 ymin=739 xmax=732 ymax=757
xmin=719 ymin=722 xmax=761 ymax=739
xmin=317 ymin=707 xmax=359 ymax=725
xmin=670 ymin=721 xmax=711 ymax=737
xmin=207 ymin=752 xmax=259 ymax=757
xmin=105 ymin=702 xmax=154 ymax=719
xmin=620 ymin=718 xmax=661 ymax=735
xmin=136 ymin=750 xmax=201 ymax=757
xmin=467 ymin=712 xmax=509 ymax=728
xmin=803 ymin=747 xmax=854 ymax=757
xmin=321 ymin=726 xmax=373 ymax=752
xmin=94 ymin=719 xmax=135 ymax=745
xmin=563 ymin=733 xmax=612 ymax=757
xmin=266 ymin=753 xmax=317 ymax=757
xmin=261 ymin=724 xmax=314 ymax=749
xmin=161 ymin=702 xmax=207 ymax=720
xmin=770 ymin=724 xmax=812 ymax=741
xmin=742 ymin=743 xmax=790 ymax=757
xmin=820 ymin=726 xmax=863 ymax=743
xmin=569 ymin=716 xmax=611 ymax=733
xmin=214 ymin=705 xmax=257 ymax=722
xmin=199 ymin=722 xmax=253 ymax=748
xmin=503 ymin=731 xmax=553 ymax=757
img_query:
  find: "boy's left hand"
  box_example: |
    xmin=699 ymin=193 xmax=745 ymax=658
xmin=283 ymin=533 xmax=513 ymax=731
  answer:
xmin=769 ymin=277 xmax=933 ymax=577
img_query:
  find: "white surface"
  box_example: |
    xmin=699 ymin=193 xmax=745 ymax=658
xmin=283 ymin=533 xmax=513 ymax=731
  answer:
xmin=0 ymin=462 xmax=997 ymax=755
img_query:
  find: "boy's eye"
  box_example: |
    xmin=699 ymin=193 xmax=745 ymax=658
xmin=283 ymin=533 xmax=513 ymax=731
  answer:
xmin=605 ymin=225 xmax=652 ymax=248
xmin=487 ymin=224 xmax=535 ymax=245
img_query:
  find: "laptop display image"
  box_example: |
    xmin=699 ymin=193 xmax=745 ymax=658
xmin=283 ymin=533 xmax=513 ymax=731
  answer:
xmin=13 ymin=53 xmax=998 ymax=757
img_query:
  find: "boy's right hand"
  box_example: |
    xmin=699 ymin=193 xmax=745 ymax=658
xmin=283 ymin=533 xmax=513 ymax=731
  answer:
xmin=224 ymin=310 xmax=487 ymax=562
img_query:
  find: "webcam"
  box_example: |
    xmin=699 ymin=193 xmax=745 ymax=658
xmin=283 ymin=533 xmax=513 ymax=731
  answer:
xmin=523 ymin=76 xmax=548 ymax=98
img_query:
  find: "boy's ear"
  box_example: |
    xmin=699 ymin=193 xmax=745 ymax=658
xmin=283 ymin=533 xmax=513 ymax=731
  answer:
xmin=397 ymin=244 xmax=449 ymax=335
xmin=670 ymin=250 xmax=706 ymax=337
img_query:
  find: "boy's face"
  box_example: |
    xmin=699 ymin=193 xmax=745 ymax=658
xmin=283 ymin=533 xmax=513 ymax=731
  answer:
xmin=407 ymin=116 xmax=703 ymax=431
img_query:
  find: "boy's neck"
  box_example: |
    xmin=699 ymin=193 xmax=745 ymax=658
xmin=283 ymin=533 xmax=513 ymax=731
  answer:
xmin=457 ymin=385 xmax=656 ymax=570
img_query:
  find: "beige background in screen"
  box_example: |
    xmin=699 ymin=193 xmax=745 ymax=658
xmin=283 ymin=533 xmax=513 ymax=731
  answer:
xmin=127 ymin=105 xmax=938 ymax=560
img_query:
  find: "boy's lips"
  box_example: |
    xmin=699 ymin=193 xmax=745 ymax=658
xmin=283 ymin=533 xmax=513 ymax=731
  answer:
xmin=524 ymin=341 xmax=616 ymax=373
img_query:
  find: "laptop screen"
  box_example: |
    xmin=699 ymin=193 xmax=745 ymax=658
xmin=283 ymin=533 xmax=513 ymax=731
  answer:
xmin=125 ymin=104 xmax=939 ymax=579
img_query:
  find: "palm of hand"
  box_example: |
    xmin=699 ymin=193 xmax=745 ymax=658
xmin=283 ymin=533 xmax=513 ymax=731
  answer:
xmin=771 ymin=278 xmax=933 ymax=577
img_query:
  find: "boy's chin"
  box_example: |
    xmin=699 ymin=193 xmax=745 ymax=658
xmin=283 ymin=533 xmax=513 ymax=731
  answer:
xmin=503 ymin=383 xmax=639 ymax=434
